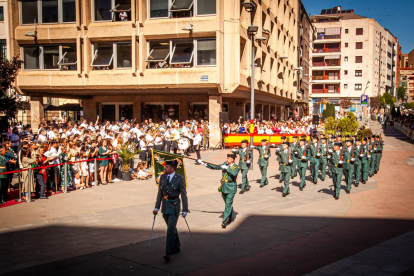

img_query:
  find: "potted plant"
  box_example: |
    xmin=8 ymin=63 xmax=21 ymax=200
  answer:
xmin=117 ymin=142 xmax=138 ymax=181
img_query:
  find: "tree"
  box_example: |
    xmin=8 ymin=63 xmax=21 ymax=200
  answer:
xmin=397 ymin=86 xmax=406 ymax=100
xmin=0 ymin=57 xmax=24 ymax=132
xmin=322 ymin=103 xmax=335 ymax=119
xmin=380 ymin=92 xmax=396 ymax=107
xmin=370 ymin=96 xmax=380 ymax=110
xmin=340 ymin=98 xmax=353 ymax=109
xmin=403 ymin=102 xmax=414 ymax=109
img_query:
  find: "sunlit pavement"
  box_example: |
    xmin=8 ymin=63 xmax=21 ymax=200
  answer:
xmin=0 ymin=122 xmax=413 ymax=276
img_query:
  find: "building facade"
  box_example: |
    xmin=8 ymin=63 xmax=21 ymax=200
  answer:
xmin=8 ymin=0 xmax=306 ymax=146
xmin=400 ymin=67 xmax=414 ymax=102
xmin=310 ymin=6 xmax=397 ymax=115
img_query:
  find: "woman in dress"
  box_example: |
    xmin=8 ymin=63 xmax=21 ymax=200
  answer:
xmin=21 ymin=148 xmax=37 ymax=201
xmin=98 ymin=139 xmax=110 ymax=184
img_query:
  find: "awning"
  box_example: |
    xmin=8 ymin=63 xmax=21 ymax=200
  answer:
xmin=325 ymin=27 xmax=340 ymax=35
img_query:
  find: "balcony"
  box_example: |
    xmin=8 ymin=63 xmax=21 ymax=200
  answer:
xmin=317 ymin=34 xmax=341 ymax=40
xmin=312 ymin=43 xmax=341 ymax=55
xmin=312 ymin=56 xmax=341 ymax=67
xmin=312 ymin=84 xmax=340 ymax=94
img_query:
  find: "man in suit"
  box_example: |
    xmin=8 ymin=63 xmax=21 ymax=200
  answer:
xmin=330 ymin=142 xmax=344 ymax=200
xmin=153 ymin=160 xmax=188 ymax=262
xmin=252 ymin=139 xmax=271 ymax=187
xmin=232 ymin=140 xmax=252 ymax=194
xmin=202 ymin=154 xmax=240 ymax=228
xmin=276 ymin=142 xmax=292 ymax=197
xmin=296 ymin=138 xmax=308 ymax=191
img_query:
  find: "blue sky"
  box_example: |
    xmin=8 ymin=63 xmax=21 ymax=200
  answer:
xmin=302 ymin=0 xmax=414 ymax=53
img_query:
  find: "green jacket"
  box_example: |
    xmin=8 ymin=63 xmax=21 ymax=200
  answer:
xmin=206 ymin=162 xmax=240 ymax=194
xmin=296 ymin=145 xmax=308 ymax=168
xmin=276 ymin=144 xmax=284 ymax=162
xmin=290 ymin=142 xmax=299 ymax=161
xmin=353 ymin=145 xmax=363 ymax=165
xmin=318 ymin=143 xmax=328 ymax=162
xmin=233 ymin=148 xmax=252 ymax=170
xmin=155 ymin=173 xmax=188 ymax=215
xmin=277 ymin=150 xmax=291 ymax=173
xmin=0 ymin=155 xmax=7 ymax=179
xmin=342 ymin=147 xmax=354 ymax=170
xmin=253 ymin=145 xmax=271 ymax=166
xmin=331 ymin=150 xmax=343 ymax=174
xmin=308 ymin=143 xmax=319 ymax=164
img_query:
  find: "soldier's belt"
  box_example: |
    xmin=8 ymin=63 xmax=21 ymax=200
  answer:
xmin=313 ymin=156 xmax=316 ymax=158
xmin=163 ymin=195 xmax=179 ymax=200
xmin=335 ymin=164 xmax=338 ymax=167
xmin=240 ymin=159 xmax=245 ymax=161
xmin=0 ymin=166 xmax=6 ymax=169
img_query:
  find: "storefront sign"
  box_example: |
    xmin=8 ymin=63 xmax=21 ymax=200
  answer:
xmin=200 ymin=75 xmax=209 ymax=81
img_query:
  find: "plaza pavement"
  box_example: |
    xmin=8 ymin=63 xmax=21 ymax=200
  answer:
xmin=0 ymin=122 xmax=413 ymax=275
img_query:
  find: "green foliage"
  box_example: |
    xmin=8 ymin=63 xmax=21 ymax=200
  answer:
xmin=322 ymin=103 xmax=335 ymax=119
xmin=324 ymin=117 xmax=338 ymax=134
xmin=403 ymin=102 xmax=414 ymax=109
xmin=380 ymin=92 xmax=396 ymax=106
xmin=356 ymin=124 xmax=373 ymax=138
xmin=116 ymin=142 xmax=139 ymax=171
xmin=397 ymin=86 xmax=406 ymax=100
xmin=324 ymin=112 xmax=359 ymax=136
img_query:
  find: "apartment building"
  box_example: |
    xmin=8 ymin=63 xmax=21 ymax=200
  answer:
xmin=8 ymin=0 xmax=303 ymax=145
xmin=310 ymin=6 xmax=397 ymax=114
xmin=400 ymin=67 xmax=414 ymax=102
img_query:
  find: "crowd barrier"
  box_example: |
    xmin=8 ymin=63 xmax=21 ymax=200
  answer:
xmin=393 ymin=123 xmax=414 ymax=140
xmin=0 ymin=157 xmax=112 ymax=204
xmin=223 ymin=134 xmax=311 ymax=147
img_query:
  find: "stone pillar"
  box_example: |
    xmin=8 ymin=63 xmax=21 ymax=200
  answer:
xmin=264 ymin=105 xmax=270 ymax=120
xmin=276 ymin=105 xmax=281 ymax=120
xmin=209 ymin=95 xmax=222 ymax=148
xmin=179 ymin=99 xmax=188 ymax=122
xmin=133 ymin=99 xmax=141 ymax=122
xmin=30 ymin=97 xmax=44 ymax=132
xmin=82 ymin=99 xmax=96 ymax=122
xmin=280 ymin=106 xmax=286 ymax=121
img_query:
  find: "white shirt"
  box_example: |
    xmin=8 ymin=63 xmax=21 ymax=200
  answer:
xmin=146 ymin=134 xmax=154 ymax=147
xmin=193 ymin=133 xmax=202 ymax=146
xmin=171 ymin=129 xmax=180 ymax=140
xmin=38 ymin=134 xmax=47 ymax=142
xmin=139 ymin=140 xmax=147 ymax=150
xmin=166 ymin=172 xmax=175 ymax=182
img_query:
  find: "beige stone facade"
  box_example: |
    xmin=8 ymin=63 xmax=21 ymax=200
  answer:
xmin=310 ymin=7 xmax=397 ymax=115
xmin=400 ymin=67 xmax=414 ymax=102
xmin=8 ymin=0 xmax=305 ymax=145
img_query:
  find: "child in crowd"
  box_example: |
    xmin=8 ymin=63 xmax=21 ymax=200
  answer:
xmin=132 ymin=162 xmax=150 ymax=180
xmin=142 ymin=162 xmax=153 ymax=178
xmin=73 ymin=172 xmax=85 ymax=190
xmin=80 ymin=150 xmax=89 ymax=188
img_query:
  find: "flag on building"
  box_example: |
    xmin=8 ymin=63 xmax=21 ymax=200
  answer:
xmin=152 ymin=149 xmax=188 ymax=188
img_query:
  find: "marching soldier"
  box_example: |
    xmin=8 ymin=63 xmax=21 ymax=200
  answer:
xmin=201 ymin=154 xmax=240 ymax=228
xmin=252 ymin=139 xmax=271 ymax=187
xmin=361 ymin=137 xmax=370 ymax=184
xmin=374 ymin=135 xmax=383 ymax=173
xmin=319 ymin=137 xmax=328 ymax=181
xmin=343 ymin=139 xmax=355 ymax=194
xmin=308 ymin=136 xmax=320 ymax=184
xmin=232 ymin=140 xmax=252 ymax=194
xmin=296 ymin=138 xmax=308 ymax=191
xmin=276 ymin=142 xmax=293 ymax=197
xmin=153 ymin=160 xmax=188 ymax=262
xmin=327 ymin=134 xmax=334 ymax=177
xmin=275 ymin=136 xmax=287 ymax=183
xmin=353 ymin=138 xmax=363 ymax=186
xmin=329 ymin=142 xmax=344 ymax=200
xmin=290 ymin=136 xmax=299 ymax=179
xmin=369 ymin=135 xmax=377 ymax=177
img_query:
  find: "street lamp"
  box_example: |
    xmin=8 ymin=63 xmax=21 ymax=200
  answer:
xmin=243 ymin=1 xmax=257 ymax=170
xmin=363 ymin=80 xmax=370 ymax=128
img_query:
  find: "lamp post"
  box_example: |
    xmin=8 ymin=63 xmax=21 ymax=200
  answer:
xmin=242 ymin=1 xmax=257 ymax=170
xmin=363 ymin=80 xmax=370 ymax=127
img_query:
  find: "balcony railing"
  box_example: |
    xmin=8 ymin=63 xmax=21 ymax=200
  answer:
xmin=316 ymin=34 xmax=341 ymax=40
xmin=312 ymin=88 xmax=340 ymax=93
xmin=313 ymin=48 xmax=340 ymax=53
xmin=312 ymin=88 xmax=324 ymax=93
xmin=312 ymin=60 xmax=340 ymax=67
xmin=313 ymin=75 xmax=324 ymax=80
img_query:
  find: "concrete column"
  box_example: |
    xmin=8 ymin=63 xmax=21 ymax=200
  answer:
xmin=179 ymin=99 xmax=188 ymax=122
xmin=133 ymin=99 xmax=141 ymax=122
xmin=82 ymin=99 xmax=96 ymax=122
xmin=280 ymin=106 xmax=286 ymax=121
xmin=30 ymin=97 xmax=44 ymax=132
xmin=276 ymin=105 xmax=281 ymax=121
xmin=209 ymin=95 xmax=222 ymax=148
xmin=264 ymin=105 xmax=270 ymax=120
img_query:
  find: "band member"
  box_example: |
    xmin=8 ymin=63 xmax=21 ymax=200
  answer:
xmin=343 ymin=139 xmax=355 ymax=194
xmin=153 ymin=160 xmax=188 ymax=262
xmin=329 ymin=142 xmax=344 ymax=200
xmin=201 ymin=154 xmax=239 ymax=228
xmin=139 ymin=135 xmax=148 ymax=162
xmin=290 ymin=136 xmax=298 ymax=179
xmin=193 ymin=129 xmax=203 ymax=165
xmin=297 ymin=138 xmax=308 ymax=191
xmin=252 ymin=139 xmax=271 ymax=187
xmin=232 ymin=140 xmax=252 ymax=194
xmin=277 ymin=142 xmax=293 ymax=197
xmin=308 ymin=136 xmax=320 ymax=184
xmin=353 ymin=138 xmax=363 ymax=186
xmin=170 ymin=125 xmax=180 ymax=155
xmin=319 ymin=137 xmax=328 ymax=181
xmin=164 ymin=126 xmax=172 ymax=153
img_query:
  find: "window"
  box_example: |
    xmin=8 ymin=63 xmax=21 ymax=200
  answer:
xmin=345 ymin=29 xmax=348 ymax=34
xmin=0 ymin=39 xmax=6 ymax=59
xmin=150 ymin=0 xmax=169 ymax=18
xmin=345 ymin=42 xmax=348 ymax=48
xmin=344 ymin=56 xmax=348 ymax=61
xmin=197 ymin=39 xmax=216 ymax=65
xmin=58 ymin=44 xmax=77 ymax=70
xmin=344 ymin=70 xmax=348 ymax=75
xmin=355 ymin=56 xmax=363 ymax=63
xmin=170 ymin=0 xmax=194 ymax=18
xmin=0 ymin=6 xmax=4 ymax=22
xmin=23 ymin=46 xmax=40 ymax=69
xmin=20 ymin=0 xmax=76 ymax=24
xmin=355 ymin=70 xmax=362 ymax=77
xmin=356 ymin=28 xmax=363 ymax=35
xmin=344 ymin=84 xmax=348 ymax=89
xmin=91 ymin=42 xmax=132 ymax=69
xmin=94 ymin=0 xmax=131 ymax=21
xmin=43 ymin=45 xmax=60 ymax=69
xmin=197 ymin=0 xmax=215 ymax=15
xmin=21 ymin=0 xmax=38 ymax=24
xmin=42 ymin=0 xmax=59 ymax=23
xmin=355 ymin=84 xmax=362 ymax=90
xmin=146 ymin=41 xmax=171 ymax=68
xmin=356 ymin=42 xmax=363 ymax=49
xmin=171 ymin=42 xmax=194 ymax=66
xmin=95 ymin=0 xmax=112 ymax=21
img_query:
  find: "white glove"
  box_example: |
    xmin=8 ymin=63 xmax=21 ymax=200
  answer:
xmin=264 ymin=155 xmax=268 ymax=158
xmin=250 ymin=145 xmax=255 ymax=148
xmin=351 ymin=158 xmax=355 ymax=161
xmin=289 ymin=160 xmax=293 ymax=163
xmin=317 ymin=153 xmax=320 ymax=156
xmin=182 ymin=212 xmax=187 ymax=218
xmin=154 ymin=208 xmax=159 ymax=212
xmin=328 ymin=149 xmax=333 ymax=153
xmin=301 ymin=156 xmax=306 ymax=160
xmin=272 ymin=144 xmax=275 ymax=147
xmin=368 ymin=155 xmax=371 ymax=158
xmin=221 ymin=165 xmax=228 ymax=169
xmin=276 ymin=147 xmax=280 ymax=151
xmin=294 ymin=151 xmax=298 ymax=155
xmin=339 ymin=161 xmax=343 ymax=164
xmin=360 ymin=154 xmax=364 ymax=157
xmin=247 ymin=160 xmax=251 ymax=164
xmin=232 ymin=149 xmax=236 ymax=152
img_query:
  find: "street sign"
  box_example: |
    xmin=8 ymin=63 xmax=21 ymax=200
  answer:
xmin=361 ymin=95 xmax=369 ymax=106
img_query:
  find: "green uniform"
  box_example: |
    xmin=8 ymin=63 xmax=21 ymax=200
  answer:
xmin=331 ymin=150 xmax=343 ymax=198
xmin=276 ymin=144 xmax=284 ymax=181
xmin=318 ymin=143 xmax=328 ymax=181
xmin=277 ymin=149 xmax=292 ymax=195
xmin=296 ymin=145 xmax=308 ymax=188
xmin=232 ymin=148 xmax=252 ymax=192
xmin=361 ymin=144 xmax=369 ymax=182
xmin=343 ymin=146 xmax=355 ymax=192
xmin=353 ymin=144 xmax=363 ymax=185
xmin=290 ymin=142 xmax=299 ymax=177
xmin=206 ymin=162 xmax=240 ymax=223
xmin=308 ymin=143 xmax=320 ymax=183
xmin=253 ymin=145 xmax=271 ymax=187
xmin=375 ymin=140 xmax=383 ymax=172
xmin=0 ymin=155 xmax=7 ymax=203
xmin=327 ymin=139 xmax=334 ymax=176
xmin=155 ymin=173 xmax=188 ymax=255
xmin=369 ymin=141 xmax=377 ymax=176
